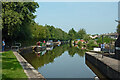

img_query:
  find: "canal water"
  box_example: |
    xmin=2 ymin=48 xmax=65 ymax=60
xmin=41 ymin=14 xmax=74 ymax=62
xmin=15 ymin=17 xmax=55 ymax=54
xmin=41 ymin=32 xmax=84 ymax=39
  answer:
xmin=21 ymin=44 xmax=96 ymax=78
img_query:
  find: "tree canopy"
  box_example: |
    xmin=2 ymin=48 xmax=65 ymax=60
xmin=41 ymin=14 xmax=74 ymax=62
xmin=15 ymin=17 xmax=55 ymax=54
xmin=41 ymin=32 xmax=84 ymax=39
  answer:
xmin=2 ymin=2 xmax=90 ymax=46
xmin=2 ymin=2 xmax=39 ymax=41
xmin=96 ymin=36 xmax=114 ymax=44
xmin=76 ymin=28 xmax=86 ymax=39
xmin=32 ymin=24 xmax=69 ymax=41
xmin=68 ymin=28 xmax=77 ymax=40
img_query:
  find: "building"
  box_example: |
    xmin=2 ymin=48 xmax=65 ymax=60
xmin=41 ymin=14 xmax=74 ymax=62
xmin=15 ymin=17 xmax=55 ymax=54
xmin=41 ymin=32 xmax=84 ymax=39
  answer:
xmin=102 ymin=32 xmax=118 ymax=39
xmin=74 ymin=39 xmax=86 ymax=44
xmin=90 ymin=35 xmax=98 ymax=39
xmin=80 ymin=40 xmax=86 ymax=44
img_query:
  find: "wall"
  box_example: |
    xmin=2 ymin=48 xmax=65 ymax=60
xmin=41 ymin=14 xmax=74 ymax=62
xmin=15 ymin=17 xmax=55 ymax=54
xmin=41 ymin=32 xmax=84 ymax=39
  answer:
xmin=85 ymin=53 xmax=120 ymax=80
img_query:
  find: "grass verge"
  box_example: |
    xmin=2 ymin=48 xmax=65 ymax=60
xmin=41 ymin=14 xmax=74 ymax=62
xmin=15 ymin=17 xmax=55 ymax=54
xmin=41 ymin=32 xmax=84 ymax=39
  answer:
xmin=0 ymin=51 xmax=27 ymax=79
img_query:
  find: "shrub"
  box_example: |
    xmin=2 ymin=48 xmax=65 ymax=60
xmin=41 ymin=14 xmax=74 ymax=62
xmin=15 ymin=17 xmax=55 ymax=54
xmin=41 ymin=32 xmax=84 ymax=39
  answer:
xmin=87 ymin=40 xmax=98 ymax=50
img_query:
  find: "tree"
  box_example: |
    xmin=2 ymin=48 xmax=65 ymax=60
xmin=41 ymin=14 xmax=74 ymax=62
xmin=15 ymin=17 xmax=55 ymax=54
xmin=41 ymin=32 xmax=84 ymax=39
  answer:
xmin=87 ymin=40 xmax=98 ymax=50
xmin=83 ymin=34 xmax=91 ymax=42
xmin=76 ymin=28 xmax=86 ymax=39
xmin=96 ymin=36 xmax=113 ymax=44
xmin=2 ymin=2 xmax=39 ymax=42
xmin=45 ymin=25 xmax=56 ymax=40
xmin=68 ymin=28 xmax=77 ymax=40
xmin=45 ymin=24 xmax=69 ymax=41
xmin=32 ymin=24 xmax=51 ymax=41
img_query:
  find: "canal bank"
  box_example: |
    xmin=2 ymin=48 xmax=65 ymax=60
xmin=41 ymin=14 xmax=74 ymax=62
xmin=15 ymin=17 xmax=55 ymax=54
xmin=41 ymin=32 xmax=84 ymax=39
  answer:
xmin=85 ymin=52 xmax=120 ymax=80
xmin=13 ymin=51 xmax=45 ymax=79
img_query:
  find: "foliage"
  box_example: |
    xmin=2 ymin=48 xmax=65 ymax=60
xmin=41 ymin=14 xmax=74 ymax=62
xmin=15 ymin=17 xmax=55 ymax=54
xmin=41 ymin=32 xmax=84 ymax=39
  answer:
xmin=83 ymin=34 xmax=91 ymax=42
xmin=87 ymin=40 xmax=98 ymax=50
xmin=22 ymin=44 xmax=69 ymax=68
xmin=2 ymin=2 xmax=91 ymax=47
xmin=45 ymin=25 xmax=69 ymax=41
xmin=1 ymin=51 xmax=27 ymax=78
xmin=78 ymin=41 xmax=82 ymax=48
xmin=68 ymin=46 xmax=86 ymax=57
xmin=31 ymin=24 xmax=69 ymax=41
xmin=2 ymin=2 xmax=39 ymax=41
xmin=68 ymin=28 xmax=77 ymax=40
xmin=96 ymin=36 xmax=114 ymax=44
xmin=32 ymin=24 xmax=50 ymax=40
xmin=76 ymin=28 xmax=86 ymax=39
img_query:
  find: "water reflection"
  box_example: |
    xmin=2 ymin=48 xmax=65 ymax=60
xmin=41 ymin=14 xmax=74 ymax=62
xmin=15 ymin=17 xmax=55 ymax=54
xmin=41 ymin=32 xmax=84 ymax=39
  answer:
xmin=21 ymin=44 xmax=86 ymax=69
xmin=21 ymin=44 xmax=97 ymax=78
xmin=68 ymin=46 xmax=86 ymax=57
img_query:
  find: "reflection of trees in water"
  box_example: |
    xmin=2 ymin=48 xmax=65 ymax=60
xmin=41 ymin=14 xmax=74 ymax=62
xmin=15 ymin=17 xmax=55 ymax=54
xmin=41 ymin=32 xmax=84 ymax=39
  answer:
xmin=21 ymin=44 xmax=86 ymax=69
xmin=21 ymin=44 xmax=69 ymax=69
xmin=68 ymin=46 xmax=86 ymax=57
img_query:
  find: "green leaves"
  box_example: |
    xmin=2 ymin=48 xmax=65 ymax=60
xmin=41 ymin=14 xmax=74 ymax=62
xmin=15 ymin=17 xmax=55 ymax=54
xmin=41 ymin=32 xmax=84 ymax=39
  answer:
xmin=68 ymin=28 xmax=77 ymax=40
xmin=78 ymin=41 xmax=82 ymax=48
xmin=96 ymin=36 xmax=114 ymax=44
xmin=87 ymin=40 xmax=98 ymax=50
xmin=77 ymin=28 xmax=86 ymax=39
xmin=31 ymin=24 xmax=70 ymax=41
xmin=68 ymin=28 xmax=87 ymax=40
xmin=2 ymin=2 xmax=39 ymax=41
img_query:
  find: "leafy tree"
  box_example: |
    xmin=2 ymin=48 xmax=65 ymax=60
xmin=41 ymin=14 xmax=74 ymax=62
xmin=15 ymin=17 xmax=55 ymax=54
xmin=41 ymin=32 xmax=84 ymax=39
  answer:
xmin=45 ymin=24 xmax=69 ymax=41
xmin=83 ymin=34 xmax=91 ymax=42
xmin=68 ymin=28 xmax=77 ymax=40
xmin=45 ymin=25 xmax=56 ymax=40
xmin=63 ymin=32 xmax=69 ymax=40
xmin=32 ymin=24 xmax=51 ymax=41
xmin=76 ymin=28 xmax=86 ymax=39
xmin=2 ymin=2 xmax=39 ymax=42
xmin=96 ymin=36 xmax=113 ymax=44
xmin=55 ymin=28 xmax=63 ymax=40
xmin=87 ymin=40 xmax=98 ymax=50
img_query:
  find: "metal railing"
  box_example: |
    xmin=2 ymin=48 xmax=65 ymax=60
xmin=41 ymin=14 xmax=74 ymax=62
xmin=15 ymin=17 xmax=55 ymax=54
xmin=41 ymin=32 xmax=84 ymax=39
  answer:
xmin=11 ymin=43 xmax=21 ymax=51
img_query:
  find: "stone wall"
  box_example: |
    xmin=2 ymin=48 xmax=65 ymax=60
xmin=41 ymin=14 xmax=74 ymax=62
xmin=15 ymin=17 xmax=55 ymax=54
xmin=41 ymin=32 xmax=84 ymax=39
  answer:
xmin=85 ymin=53 xmax=120 ymax=80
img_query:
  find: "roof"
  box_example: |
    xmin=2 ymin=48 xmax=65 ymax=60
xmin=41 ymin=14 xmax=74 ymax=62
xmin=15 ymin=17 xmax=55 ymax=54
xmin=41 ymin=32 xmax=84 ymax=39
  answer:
xmin=80 ymin=40 xmax=85 ymax=42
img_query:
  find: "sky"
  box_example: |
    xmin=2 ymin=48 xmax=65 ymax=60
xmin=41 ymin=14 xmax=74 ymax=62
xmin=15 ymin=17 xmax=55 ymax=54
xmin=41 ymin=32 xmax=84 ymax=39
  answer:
xmin=34 ymin=2 xmax=118 ymax=35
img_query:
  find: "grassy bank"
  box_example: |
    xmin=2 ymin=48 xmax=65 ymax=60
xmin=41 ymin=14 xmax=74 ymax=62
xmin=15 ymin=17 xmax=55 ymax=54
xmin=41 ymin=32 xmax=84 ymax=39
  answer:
xmin=1 ymin=51 xmax=27 ymax=79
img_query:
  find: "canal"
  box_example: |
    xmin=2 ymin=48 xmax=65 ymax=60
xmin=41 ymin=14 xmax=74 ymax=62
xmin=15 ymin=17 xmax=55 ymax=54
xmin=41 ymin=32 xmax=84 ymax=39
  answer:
xmin=20 ymin=44 xmax=97 ymax=79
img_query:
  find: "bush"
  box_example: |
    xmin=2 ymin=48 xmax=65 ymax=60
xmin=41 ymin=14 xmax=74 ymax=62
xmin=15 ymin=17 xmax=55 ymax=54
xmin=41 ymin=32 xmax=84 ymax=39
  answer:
xmin=87 ymin=40 xmax=98 ymax=50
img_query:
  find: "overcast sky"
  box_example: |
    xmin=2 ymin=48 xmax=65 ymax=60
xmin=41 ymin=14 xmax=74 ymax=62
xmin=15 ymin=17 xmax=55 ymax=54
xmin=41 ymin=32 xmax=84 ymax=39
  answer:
xmin=34 ymin=2 xmax=118 ymax=35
